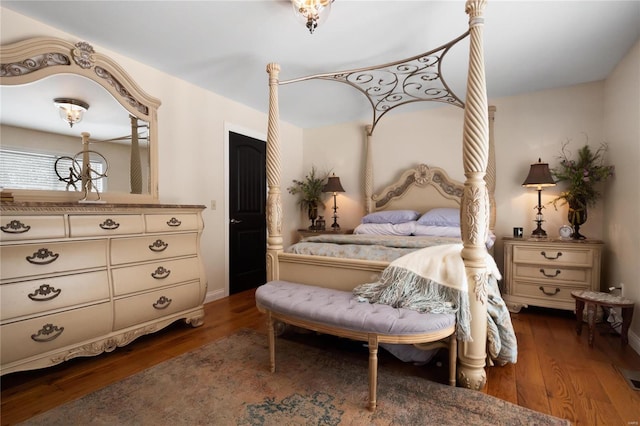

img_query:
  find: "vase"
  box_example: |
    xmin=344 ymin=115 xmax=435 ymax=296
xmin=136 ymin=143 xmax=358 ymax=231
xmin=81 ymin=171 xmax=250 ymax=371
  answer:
xmin=307 ymin=202 xmax=318 ymax=230
xmin=567 ymin=199 xmax=587 ymax=240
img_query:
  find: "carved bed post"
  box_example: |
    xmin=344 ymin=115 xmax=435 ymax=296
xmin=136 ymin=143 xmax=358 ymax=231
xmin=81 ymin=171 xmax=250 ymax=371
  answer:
xmin=266 ymin=63 xmax=283 ymax=281
xmin=486 ymin=106 xmax=497 ymax=231
xmin=364 ymin=125 xmax=374 ymax=214
xmin=458 ymin=0 xmax=490 ymax=390
xmin=130 ymin=115 xmax=142 ymax=194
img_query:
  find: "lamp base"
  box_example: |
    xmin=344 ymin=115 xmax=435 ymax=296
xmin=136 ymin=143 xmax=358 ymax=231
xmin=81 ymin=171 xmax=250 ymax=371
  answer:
xmin=530 ymin=221 xmax=547 ymax=238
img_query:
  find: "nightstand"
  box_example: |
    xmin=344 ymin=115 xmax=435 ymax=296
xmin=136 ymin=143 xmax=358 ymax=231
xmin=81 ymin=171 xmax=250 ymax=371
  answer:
xmin=502 ymin=237 xmax=603 ymax=312
xmin=297 ymin=228 xmax=353 ymax=240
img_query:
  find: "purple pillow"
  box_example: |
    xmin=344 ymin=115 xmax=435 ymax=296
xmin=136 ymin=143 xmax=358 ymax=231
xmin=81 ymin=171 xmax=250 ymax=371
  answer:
xmin=361 ymin=210 xmax=420 ymax=225
xmin=417 ymin=208 xmax=460 ymax=227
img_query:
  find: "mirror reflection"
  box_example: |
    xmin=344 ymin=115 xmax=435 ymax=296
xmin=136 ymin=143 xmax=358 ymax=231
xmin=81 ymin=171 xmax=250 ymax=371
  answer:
xmin=0 ymin=73 xmax=151 ymax=196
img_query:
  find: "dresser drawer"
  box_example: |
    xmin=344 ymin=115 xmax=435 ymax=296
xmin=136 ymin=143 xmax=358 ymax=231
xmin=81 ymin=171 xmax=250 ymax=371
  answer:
xmin=1 ymin=271 xmax=110 ymax=322
xmin=0 ymin=215 xmax=66 ymax=242
xmin=513 ymin=264 xmax=590 ymax=285
xmin=110 ymin=233 xmax=198 ymax=265
xmin=511 ymin=280 xmax=589 ymax=305
xmin=113 ymin=281 xmax=202 ymax=330
xmin=145 ymin=214 xmax=200 ymax=233
xmin=513 ymin=245 xmax=594 ymax=268
xmin=69 ymin=214 xmax=144 ymax=237
xmin=0 ymin=302 xmax=112 ymax=365
xmin=0 ymin=240 xmax=107 ymax=281
xmin=111 ymin=257 xmax=201 ymax=296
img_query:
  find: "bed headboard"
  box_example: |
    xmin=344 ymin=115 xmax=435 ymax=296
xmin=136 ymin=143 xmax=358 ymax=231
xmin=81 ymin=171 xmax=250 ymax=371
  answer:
xmin=372 ymin=164 xmax=463 ymax=213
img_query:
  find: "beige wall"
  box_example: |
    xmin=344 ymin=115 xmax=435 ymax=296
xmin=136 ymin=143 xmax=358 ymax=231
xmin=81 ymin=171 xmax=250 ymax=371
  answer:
xmin=1 ymin=7 xmax=305 ymax=300
xmin=603 ymin=39 xmax=640 ymax=343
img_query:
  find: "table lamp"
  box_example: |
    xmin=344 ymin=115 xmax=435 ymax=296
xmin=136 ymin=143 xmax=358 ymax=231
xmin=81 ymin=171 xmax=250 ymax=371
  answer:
xmin=522 ymin=158 xmax=556 ymax=237
xmin=322 ymin=173 xmax=345 ymax=230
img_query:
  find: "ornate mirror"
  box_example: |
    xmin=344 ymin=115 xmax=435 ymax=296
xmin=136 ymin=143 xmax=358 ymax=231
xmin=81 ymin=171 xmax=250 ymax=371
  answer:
xmin=0 ymin=37 xmax=160 ymax=203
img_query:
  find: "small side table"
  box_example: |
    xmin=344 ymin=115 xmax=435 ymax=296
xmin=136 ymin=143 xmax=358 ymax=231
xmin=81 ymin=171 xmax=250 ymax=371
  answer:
xmin=571 ymin=290 xmax=635 ymax=347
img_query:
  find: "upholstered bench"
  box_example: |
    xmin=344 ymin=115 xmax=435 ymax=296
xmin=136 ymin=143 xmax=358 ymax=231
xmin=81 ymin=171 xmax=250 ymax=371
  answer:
xmin=255 ymin=280 xmax=457 ymax=411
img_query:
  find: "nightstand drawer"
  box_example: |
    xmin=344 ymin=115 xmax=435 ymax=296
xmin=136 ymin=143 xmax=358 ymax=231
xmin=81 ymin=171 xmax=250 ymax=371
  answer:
xmin=511 ymin=280 xmax=588 ymax=304
xmin=111 ymin=257 xmax=201 ymax=296
xmin=513 ymin=264 xmax=590 ymax=285
xmin=513 ymin=245 xmax=594 ymax=267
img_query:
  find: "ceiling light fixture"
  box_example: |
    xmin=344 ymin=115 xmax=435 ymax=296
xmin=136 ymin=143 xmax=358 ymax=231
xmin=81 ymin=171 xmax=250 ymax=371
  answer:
xmin=291 ymin=0 xmax=334 ymax=34
xmin=53 ymin=98 xmax=89 ymax=128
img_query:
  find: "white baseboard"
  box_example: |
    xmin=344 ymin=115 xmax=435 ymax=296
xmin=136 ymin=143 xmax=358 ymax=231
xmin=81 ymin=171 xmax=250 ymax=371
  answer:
xmin=204 ymin=288 xmax=226 ymax=304
xmin=628 ymin=329 xmax=640 ymax=356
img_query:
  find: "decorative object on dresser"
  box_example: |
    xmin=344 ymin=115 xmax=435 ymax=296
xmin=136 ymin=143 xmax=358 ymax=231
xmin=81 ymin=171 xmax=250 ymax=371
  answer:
xmin=322 ymin=173 xmax=345 ymax=230
xmin=0 ymin=203 xmax=206 ymax=375
xmin=550 ymin=139 xmax=615 ymax=240
xmin=521 ymin=158 xmax=556 ymax=238
xmin=502 ymin=237 xmax=603 ymax=312
xmin=286 ymin=166 xmax=329 ymax=230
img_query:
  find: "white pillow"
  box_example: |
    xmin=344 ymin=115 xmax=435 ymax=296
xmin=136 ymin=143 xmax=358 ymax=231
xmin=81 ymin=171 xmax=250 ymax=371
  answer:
xmin=354 ymin=222 xmax=416 ymax=236
xmin=412 ymin=225 xmax=461 ymax=238
xmin=417 ymin=208 xmax=460 ymax=227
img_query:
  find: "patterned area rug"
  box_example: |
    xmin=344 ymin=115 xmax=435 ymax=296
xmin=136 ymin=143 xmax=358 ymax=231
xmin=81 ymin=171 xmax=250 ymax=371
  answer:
xmin=21 ymin=329 xmax=568 ymax=426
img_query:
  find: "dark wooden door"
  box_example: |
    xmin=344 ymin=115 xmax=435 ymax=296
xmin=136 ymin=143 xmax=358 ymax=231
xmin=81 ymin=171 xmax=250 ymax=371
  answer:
xmin=229 ymin=131 xmax=267 ymax=295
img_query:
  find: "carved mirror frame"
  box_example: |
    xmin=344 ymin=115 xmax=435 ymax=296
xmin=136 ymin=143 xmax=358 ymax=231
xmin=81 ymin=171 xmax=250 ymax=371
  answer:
xmin=0 ymin=36 xmax=161 ymax=203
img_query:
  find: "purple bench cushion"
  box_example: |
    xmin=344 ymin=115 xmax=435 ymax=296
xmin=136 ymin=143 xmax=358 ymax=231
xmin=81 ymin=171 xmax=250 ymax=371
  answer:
xmin=255 ymin=280 xmax=455 ymax=336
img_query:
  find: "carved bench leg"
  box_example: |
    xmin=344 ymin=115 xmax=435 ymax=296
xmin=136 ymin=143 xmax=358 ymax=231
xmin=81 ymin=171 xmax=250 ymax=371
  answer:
xmin=367 ymin=334 xmax=379 ymax=411
xmin=449 ymin=334 xmax=457 ymax=386
xmin=267 ymin=312 xmax=276 ymax=373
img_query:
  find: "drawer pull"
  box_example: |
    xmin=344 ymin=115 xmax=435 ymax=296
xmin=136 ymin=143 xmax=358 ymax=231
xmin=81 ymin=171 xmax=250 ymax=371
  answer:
xmin=99 ymin=218 xmax=120 ymax=230
xmin=28 ymin=284 xmax=62 ymax=301
xmin=151 ymin=266 xmax=171 ymax=279
xmin=166 ymin=217 xmax=182 ymax=227
xmin=26 ymin=248 xmax=60 ymax=265
xmin=149 ymin=239 xmax=169 ymax=252
xmin=540 ymin=251 xmax=562 ymax=260
xmin=538 ymin=286 xmax=561 ymax=296
xmin=31 ymin=323 xmax=64 ymax=342
xmin=1 ymin=219 xmax=31 ymax=234
xmin=539 ymin=268 xmax=561 ymax=278
xmin=153 ymin=296 xmax=172 ymax=309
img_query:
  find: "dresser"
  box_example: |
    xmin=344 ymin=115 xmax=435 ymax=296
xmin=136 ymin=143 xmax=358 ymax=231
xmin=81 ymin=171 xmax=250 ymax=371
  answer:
xmin=502 ymin=237 xmax=603 ymax=312
xmin=0 ymin=202 xmax=206 ymax=375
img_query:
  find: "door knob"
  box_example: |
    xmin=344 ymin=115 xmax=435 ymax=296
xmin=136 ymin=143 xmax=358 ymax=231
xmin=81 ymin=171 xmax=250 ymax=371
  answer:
xmin=230 ymin=219 xmax=243 ymax=224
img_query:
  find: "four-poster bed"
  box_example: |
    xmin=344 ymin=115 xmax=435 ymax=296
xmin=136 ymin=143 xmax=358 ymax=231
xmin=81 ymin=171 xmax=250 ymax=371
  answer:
xmin=264 ymin=0 xmax=497 ymax=390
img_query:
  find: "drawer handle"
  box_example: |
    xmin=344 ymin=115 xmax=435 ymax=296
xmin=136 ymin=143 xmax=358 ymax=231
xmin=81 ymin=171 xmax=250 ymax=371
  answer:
xmin=538 ymin=286 xmax=561 ymax=296
xmin=99 ymin=218 xmax=120 ymax=230
xmin=539 ymin=268 xmax=561 ymax=278
xmin=31 ymin=323 xmax=64 ymax=342
xmin=540 ymin=251 xmax=562 ymax=260
xmin=149 ymin=239 xmax=169 ymax=252
xmin=26 ymin=248 xmax=59 ymax=265
xmin=153 ymin=296 xmax=172 ymax=309
xmin=28 ymin=284 xmax=62 ymax=301
xmin=1 ymin=219 xmax=31 ymax=234
xmin=166 ymin=217 xmax=182 ymax=227
xmin=151 ymin=266 xmax=171 ymax=279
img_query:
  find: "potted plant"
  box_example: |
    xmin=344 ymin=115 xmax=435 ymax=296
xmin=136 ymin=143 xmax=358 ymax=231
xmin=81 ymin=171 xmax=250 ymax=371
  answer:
xmin=287 ymin=166 xmax=329 ymax=229
xmin=550 ymin=139 xmax=615 ymax=239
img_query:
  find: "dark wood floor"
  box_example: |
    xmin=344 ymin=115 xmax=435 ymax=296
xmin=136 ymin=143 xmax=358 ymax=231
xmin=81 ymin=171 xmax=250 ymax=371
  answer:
xmin=2 ymin=289 xmax=639 ymax=425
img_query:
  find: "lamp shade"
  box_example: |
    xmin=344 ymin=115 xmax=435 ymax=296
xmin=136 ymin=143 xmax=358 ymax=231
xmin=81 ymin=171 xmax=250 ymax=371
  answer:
xmin=323 ymin=174 xmax=345 ymax=193
xmin=522 ymin=158 xmax=556 ymax=188
xmin=54 ymin=98 xmax=89 ymax=128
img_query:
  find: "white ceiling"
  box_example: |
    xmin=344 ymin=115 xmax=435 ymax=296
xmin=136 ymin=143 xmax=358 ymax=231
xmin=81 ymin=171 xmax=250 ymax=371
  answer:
xmin=2 ymin=1 xmax=639 ymax=130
